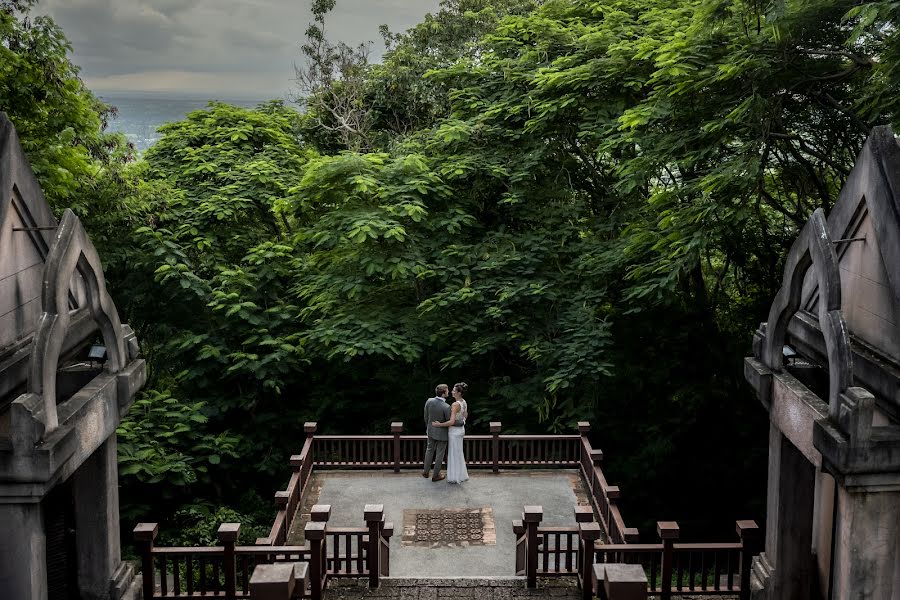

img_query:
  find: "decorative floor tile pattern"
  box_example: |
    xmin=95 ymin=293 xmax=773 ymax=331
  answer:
xmin=402 ymin=508 xmax=496 ymax=547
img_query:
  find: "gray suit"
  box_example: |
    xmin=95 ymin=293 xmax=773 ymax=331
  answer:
xmin=423 ymin=396 xmax=450 ymax=478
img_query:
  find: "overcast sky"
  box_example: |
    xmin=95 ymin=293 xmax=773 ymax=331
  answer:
xmin=38 ymin=0 xmax=442 ymax=99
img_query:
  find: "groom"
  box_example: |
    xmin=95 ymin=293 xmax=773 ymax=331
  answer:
xmin=423 ymin=384 xmax=451 ymax=481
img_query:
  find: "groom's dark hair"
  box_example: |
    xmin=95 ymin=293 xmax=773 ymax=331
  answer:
xmin=435 ymin=384 xmax=449 ymax=397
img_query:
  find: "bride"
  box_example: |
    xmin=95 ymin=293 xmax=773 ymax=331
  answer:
xmin=432 ymin=382 xmax=469 ymax=484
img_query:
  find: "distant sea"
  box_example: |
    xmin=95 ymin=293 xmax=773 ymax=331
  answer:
xmin=98 ymin=93 xmax=278 ymax=153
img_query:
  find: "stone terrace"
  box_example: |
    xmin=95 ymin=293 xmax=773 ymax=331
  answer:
xmin=287 ymin=470 xmax=599 ymax=578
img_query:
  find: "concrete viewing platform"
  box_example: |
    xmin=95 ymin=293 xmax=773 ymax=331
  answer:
xmin=287 ymin=470 xmax=599 ymax=577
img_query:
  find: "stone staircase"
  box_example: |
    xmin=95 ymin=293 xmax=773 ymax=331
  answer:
xmin=325 ymin=577 xmax=581 ymax=600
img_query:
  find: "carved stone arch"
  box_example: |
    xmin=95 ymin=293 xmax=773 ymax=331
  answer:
xmin=28 ymin=209 xmax=126 ymax=432
xmin=762 ymin=208 xmax=852 ymax=417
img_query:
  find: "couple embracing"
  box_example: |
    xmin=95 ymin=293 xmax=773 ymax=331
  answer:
xmin=422 ymin=382 xmax=469 ymax=484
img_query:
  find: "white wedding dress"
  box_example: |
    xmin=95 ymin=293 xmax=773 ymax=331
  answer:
xmin=447 ymin=399 xmax=469 ymax=484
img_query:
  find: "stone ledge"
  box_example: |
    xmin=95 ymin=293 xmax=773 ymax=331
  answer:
xmin=331 ymin=577 xmax=531 ymax=589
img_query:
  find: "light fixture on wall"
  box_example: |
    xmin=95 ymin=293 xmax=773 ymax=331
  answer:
xmin=88 ymin=344 xmax=107 ymax=368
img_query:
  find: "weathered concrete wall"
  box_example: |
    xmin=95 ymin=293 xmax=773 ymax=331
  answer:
xmin=0 ymin=502 xmax=46 ymax=600
xmin=747 ymin=127 xmax=900 ymax=600
xmin=770 ymin=374 xmax=827 ymax=467
xmin=0 ymin=113 xmax=145 ymax=600
xmin=831 ymin=487 xmax=900 ymax=599
xmin=762 ymin=428 xmax=815 ymax=600
xmin=1 ymin=360 xmax=145 ymax=486
xmin=0 ymin=189 xmax=45 ymax=350
xmin=0 ymin=114 xmax=88 ymax=355
xmin=835 ymin=208 xmax=899 ymax=362
xmin=811 ymin=470 xmax=835 ymax=597
xmin=73 ymin=436 xmax=122 ymax=600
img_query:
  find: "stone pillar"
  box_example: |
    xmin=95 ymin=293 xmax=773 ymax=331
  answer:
xmin=71 ymin=435 xmax=125 ymax=600
xmin=0 ymin=502 xmax=46 ymax=600
xmin=830 ymin=487 xmax=900 ymax=600
xmin=758 ymin=426 xmax=816 ymax=600
xmin=762 ymin=424 xmax=782 ymax=567
xmin=810 ymin=468 xmax=835 ymax=598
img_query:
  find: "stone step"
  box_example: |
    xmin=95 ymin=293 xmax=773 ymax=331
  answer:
xmin=326 ymin=577 xmax=581 ymax=600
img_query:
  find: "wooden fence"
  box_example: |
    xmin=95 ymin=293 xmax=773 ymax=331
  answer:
xmin=260 ymin=421 xmax=584 ymax=552
xmin=134 ymin=504 xmax=392 ymax=600
xmin=256 ymin=419 xmax=659 ymax=597
xmin=135 ymin=420 xmax=759 ymax=599
xmin=310 ymin=422 xmax=581 ymax=471
xmin=513 ymin=506 xmax=761 ymax=600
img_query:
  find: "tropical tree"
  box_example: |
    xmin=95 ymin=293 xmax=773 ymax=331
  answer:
xmin=0 ymin=0 xmax=131 ymax=220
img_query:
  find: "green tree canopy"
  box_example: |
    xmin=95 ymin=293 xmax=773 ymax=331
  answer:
xmin=0 ymin=0 xmax=130 ymax=216
xmin=11 ymin=0 xmax=897 ymax=538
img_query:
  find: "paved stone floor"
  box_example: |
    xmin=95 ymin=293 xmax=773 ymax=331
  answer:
xmin=326 ymin=577 xmax=581 ymax=600
xmin=288 ymin=470 xmax=596 ymax=577
xmin=325 ymin=578 xmax=737 ymax=600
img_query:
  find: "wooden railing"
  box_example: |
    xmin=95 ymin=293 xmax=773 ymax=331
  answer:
xmin=261 ymin=424 xmax=317 ymax=546
xmin=577 ymin=422 xmax=636 ymax=545
xmin=516 ymin=506 xmax=594 ymax=586
xmin=592 ymin=520 xmax=760 ymax=599
xmin=594 ymin=542 xmax=745 ymax=596
xmin=260 ymin=420 xmax=632 ymax=575
xmin=137 ymin=420 xmax=759 ymax=600
xmin=536 ymin=526 xmax=581 ymax=575
xmin=133 ymin=523 xmax=312 ymax=600
xmin=134 ymin=505 xmax=393 ymax=600
xmin=514 ymin=508 xmax=760 ymax=600
xmin=310 ymin=422 xmax=581 ymax=472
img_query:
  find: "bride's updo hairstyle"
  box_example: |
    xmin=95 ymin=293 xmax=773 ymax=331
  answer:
xmin=453 ymin=382 xmax=468 ymax=396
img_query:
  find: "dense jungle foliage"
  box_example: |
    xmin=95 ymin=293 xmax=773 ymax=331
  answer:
xmin=2 ymin=0 xmax=898 ymax=541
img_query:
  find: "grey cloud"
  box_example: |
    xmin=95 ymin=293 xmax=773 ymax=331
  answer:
xmin=224 ymin=27 xmax=293 ymax=53
xmin=38 ymin=0 xmax=442 ymax=96
xmin=141 ymin=0 xmax=196 ymax=19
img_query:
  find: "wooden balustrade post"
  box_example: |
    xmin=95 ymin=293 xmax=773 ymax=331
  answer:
xmin=590 ymin=449 xmax=603 ymax=466
xmin=606 ymin=486 xmax=621 ymax=540
xmin=134 ymin=523 xmax=159 ymax=600
xmin=304 ymin=522 xmax=326 ymax=600
xmin=310 ymin=504 xmax=332 ymax=522
xmin=578 ymin=522 xmax=602 ymax=600
xmin=657 ymin=521 xmax=679 ymax=600
xmin=290 ymin=452 xmax=305 ymax=488
xmin=524 ymin=506 xmax=543 ymax=589
xmin=737 ymin=520 xmax=760 ymax=600
xmin=623 ymin=527 xmax=641 ymax=565
xmin=624 ymin=528 xmax=640 ymax=544
xmin=308 ymin=507 xmax=330 ymax=589
xmin=490 ymin=422 xmax=502 ymax=473
xmin=391 ymin=422 xmax=403 ymax=473
xmin=381 ymin=522 xmax=394 ymax=576
xmin=218 ymin=523 xmax=241 ymax=600
xmin=578 ymin=422 xmax=592 ymax=490
xmin=304 ymin=422 xmax=317 ymax=461
xmin=274 ymin=491 xmax=290 ymax=544
xmin=574 ymin=506 xmax=594 ymax=523
xmin=513 ymin=520 xmax=526 ymax=575
xmin=365 ymin=504 xmax=385 ymax=587
xmin=578 ymin=422 xmax=591 ymax=442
